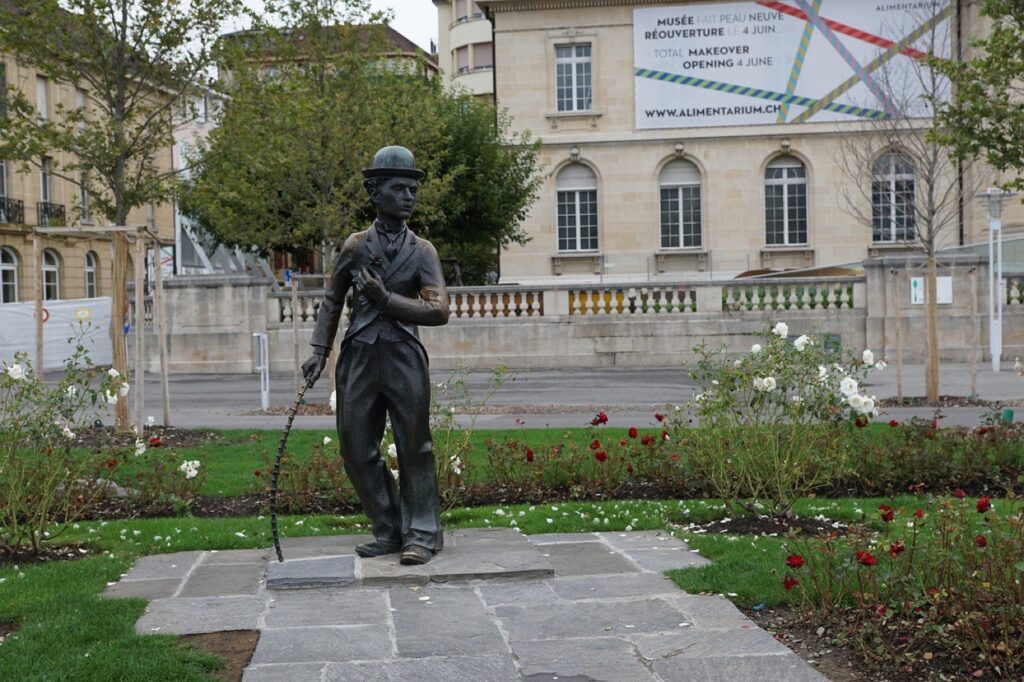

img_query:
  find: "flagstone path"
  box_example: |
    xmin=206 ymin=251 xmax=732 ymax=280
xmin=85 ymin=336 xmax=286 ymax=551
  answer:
xmin=103 ymin=529 xmax=826 ymax=681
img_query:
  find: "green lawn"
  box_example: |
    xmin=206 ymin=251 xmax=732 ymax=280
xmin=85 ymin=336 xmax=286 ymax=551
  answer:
xmin=0 ymin=494 xmax=924 ymax=681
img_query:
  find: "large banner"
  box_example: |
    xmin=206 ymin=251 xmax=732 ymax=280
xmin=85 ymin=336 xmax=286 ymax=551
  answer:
xmin=0 ymin=297 xmax=112 ymax=370
xmin=634 ymin=0 xmax=950 ymax=130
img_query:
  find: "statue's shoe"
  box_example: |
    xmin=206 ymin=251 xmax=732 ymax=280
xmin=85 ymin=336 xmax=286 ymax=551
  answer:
xmin=355 ymin=540 xmax=403 ymax=558
xmin=399 ymin=545 xmax=434 ymax=565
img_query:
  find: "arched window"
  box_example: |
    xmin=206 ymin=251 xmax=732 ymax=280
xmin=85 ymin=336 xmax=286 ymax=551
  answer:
xmin=556 ymin=164 xmax=598 ymax=252
xmin=0 ymin=246 xmax=18 ymax=304
xmin=659 ymin=159 xmax=702 ymax=249
xmin=872 ymin=153 xmax=915 ymax=243
xmin=42 ymin=248 xmax=60 ymax=300
xmin=84 ymin=251 xmax=98 ymax=298
xmin=764 ymin=156 xmax=808 ymax=246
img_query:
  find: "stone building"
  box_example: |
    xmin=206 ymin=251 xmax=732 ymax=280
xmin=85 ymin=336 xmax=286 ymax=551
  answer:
xmin=433 ymin=0 xmax=496 ymax=98
xmin=473 ymin=0 xmax=1024 ymax=285
xmin=0 ymin=54 xmax=175 ymax=304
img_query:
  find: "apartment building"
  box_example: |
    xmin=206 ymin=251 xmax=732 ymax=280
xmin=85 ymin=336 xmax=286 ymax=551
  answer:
xmin=433 ymin=0 xmax=496 ymax=98
xmin=475 ymin=0 xmax=1024 ymax=284
xmin=0 ymin=54 xmax=175 ymax=304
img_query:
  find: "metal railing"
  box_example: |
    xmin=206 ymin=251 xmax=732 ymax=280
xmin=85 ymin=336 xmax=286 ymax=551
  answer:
xmin=0 ymin=196 xmax=24 ymax=224
xmin=36 ymin=201 xmax=65 ymax=227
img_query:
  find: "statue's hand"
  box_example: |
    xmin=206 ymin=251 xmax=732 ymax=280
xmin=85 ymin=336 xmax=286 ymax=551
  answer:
xmin=301 ymin=352 xmax=328 ymax=386
xmin=355 ymin=266 xmax=390 ymax=305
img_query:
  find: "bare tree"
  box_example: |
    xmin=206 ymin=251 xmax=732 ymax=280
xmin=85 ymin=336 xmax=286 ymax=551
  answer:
xmin=833 ymin=1 xmax=979 ymax=402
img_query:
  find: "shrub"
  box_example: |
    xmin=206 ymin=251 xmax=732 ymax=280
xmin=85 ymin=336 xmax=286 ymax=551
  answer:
xmin=676 ymin=322 xmax=883 ymax=516
xmin=0 ymin=335 xmax=123 ymax=554
xmin=783 ymin=495 xmax=1024 ymax=678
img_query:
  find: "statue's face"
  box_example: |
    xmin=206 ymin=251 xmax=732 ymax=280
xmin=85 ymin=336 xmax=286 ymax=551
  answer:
xmin=373 ymin=176 xmax=419 ymax=222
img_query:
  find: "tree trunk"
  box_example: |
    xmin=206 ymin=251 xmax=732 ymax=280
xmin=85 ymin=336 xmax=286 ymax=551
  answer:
xmin=110 ymin=232 xmax=130 ymax=430
xmin=925 ymin=256 xmax=940 ymax=402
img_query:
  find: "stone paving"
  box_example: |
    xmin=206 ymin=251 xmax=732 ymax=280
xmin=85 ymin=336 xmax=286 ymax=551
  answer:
xmin=103 ymin=529 xmax=826 ymax=681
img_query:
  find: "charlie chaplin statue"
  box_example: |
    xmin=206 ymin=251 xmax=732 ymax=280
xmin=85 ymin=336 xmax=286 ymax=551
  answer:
xmin=302 ymin=146 xmax=450 ymax=565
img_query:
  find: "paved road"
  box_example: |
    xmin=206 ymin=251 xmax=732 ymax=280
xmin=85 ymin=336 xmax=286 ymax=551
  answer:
xmin=119 ymin=363 xmax=1022 ymax=430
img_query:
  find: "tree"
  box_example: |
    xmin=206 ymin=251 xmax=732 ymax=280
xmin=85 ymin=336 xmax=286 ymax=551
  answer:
xmin=181 ymin=0 xmax=542 ymax=284
xmin=833 ymin=2 xmax=976 ymax=402
xmin=0 ymin=0 xmax=241 ymax=428
xmin=935 ymin=0 xmax=1024 ymax=192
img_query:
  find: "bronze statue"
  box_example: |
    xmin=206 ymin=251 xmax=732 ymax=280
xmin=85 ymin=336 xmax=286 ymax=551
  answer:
xmin=302 ymin=146 xmax=450 ymax=565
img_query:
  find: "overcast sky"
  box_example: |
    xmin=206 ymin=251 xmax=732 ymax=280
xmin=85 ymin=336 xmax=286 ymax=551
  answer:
xmin=235 ymin=1 xmax=439 ymax=52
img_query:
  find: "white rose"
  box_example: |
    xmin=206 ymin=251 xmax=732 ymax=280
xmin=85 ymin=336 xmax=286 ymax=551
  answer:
xmin=386 ymin=443 xmax=397 ymax=459
xmin=694 ymin=393 xmax=704 ymax=403
xmin=793 ymin=335 xmax=812 ymax=352
xmin=106 ymin=391 xmax=119 ymax=405
xmin=792 ymin=395 xmax=803 ymax=403
xmin=817 ymin=365 xmax=829 ymax=382
xmin=839 ymin=377 xmax=858 ymax=397
xmin=323 ymin=436 xmax=332 ymax=445
xmin=861 ymin=397 xmax=876 ymax=415
xmin=6 ymin=364 xmax=25 ymax=380
xmin=107 ymin=368 xmax=120 ymax=379
xmin=862 ymin=349 xmax=875 ymax=365
xmin=62 ymin=426 xmax=76 ymax=440
xmin=330 ymin=391 xmax=337 ymax=413
xmin=734 ymin=359 xmax=743 ymax=368
xmin=875 ymin=360 xmax=887 ymax=370
xmin=118 ymin=382 xmax=130 ymax=397
xmin=146 ymin=415 xmax=155 ymax=427
xmin=751 ymin=343 xmax=762 ymax=354
xmin=753 ymin=377 xmax=765 ymax=391
xmin=134 ymin=439 xmax=146 ymax=456
xmin=762 ymin=376 xmax=777 ymax=392
xmin=66 ymin=385 xmax=78 ymax=397
xmin=772 ymin=322 xmax=789 ymax=338
xmin=848 ymin=394 xmax=865 ymax=411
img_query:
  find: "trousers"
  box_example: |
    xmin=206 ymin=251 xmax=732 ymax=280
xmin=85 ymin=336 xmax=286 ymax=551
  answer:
xmin=335 ymin=338 xmax=442 ymax=551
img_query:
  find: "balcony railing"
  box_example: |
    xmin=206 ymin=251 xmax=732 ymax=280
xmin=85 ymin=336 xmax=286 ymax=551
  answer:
xmin=0 ymin=196 xmax=24 ymax=225
xmin=36 ymin=201 xmax=66 ymax=227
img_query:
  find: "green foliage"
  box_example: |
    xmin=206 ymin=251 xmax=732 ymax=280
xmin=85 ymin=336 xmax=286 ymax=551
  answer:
xmin=936 ymin=0 xmax=1024 ymax=194
xmin=180 ymin=0 xmax=542 ymax=283
xmin=785 ymin=495 xmax=1024 ymax=678
xmin=678 ymin=323 xmax=883 ymax=516
xmin=0 ymin=0 xmax=240 ymax=224
xmin=0 ymin=333 xmax=123 ymax=553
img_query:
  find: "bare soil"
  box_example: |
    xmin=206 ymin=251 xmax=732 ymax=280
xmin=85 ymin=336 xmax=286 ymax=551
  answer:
xmin=0 ymin=621 xmax=18 ymax=646
xmin=0 ymin=541 xmax=96 ymax=566
xmin=73 ymin=425 xmax=221 ymax=451
xmin=672 ymin=514 xmax=848 ymax=538
xmin=878 ymin=395 xmax=1022 ymax=408
xmin=179 ymin=630 xmax=259 ymax=682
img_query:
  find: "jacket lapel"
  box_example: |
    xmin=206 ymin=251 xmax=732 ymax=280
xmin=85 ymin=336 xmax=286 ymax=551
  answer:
xmin=384 ymin=228 xmax=417 ymax=282
xmin=362 ymin=224 xmax=386 ymax=273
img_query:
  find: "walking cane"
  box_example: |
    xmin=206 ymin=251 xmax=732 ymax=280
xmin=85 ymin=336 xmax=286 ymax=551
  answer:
xmin=270 ymin=377 xmax=314 ymax=562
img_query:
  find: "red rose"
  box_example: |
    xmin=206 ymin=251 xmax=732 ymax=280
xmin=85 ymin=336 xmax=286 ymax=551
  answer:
xmin=594 ymin=450 xmax=607 ymax=463
xmin=783 ymin=576 xmax=799 ymax=591
xmin=655 ymin=412 xmax=665 ymax=422
xmin=590 ymin=411 xmax=609 ymax=426
xmin=626 ymin=464 xmax=634 ymax=473
xmin=854 ymin=417 xmax=867 ymax=429
xmin=628 ymin=427 xmax=638 ymax=439
xmin=888 ymin=419 xmax=899 ymax=427
xmin=976 ymin=496 xmax=991 ymax=513
xmin=855 ymin=550 xmax=877 ymax=566
xmin=254 ymin=470 xmax=262 ymax=477
xmin=889 ymin=540 xmax=905 ymax=557
xmin=913 ymin=508 xmax=924 ymax=519
xmin=974 ymin=535 xmax=987 ymax=548
xmin=590 ymin=439 xmax=601 ymax=450
xmin=879 ymin=505 xmax=895 ymax=523
xmin=977 ymin=427 xmax=989 ymax=435
xmin=952 ymin=488 xmax=966 ymax=499
xmin=641 ymin=435 xmax=655 ymax=446
xmin=926 ymin=587 xmax=940 ymax=597
xmin=105 ymin=458 xmax=118 ymax=469
xmin=930 ymin=419 xmax=938 ymax=429
xmin=149 ymin=436 xmax=161 ymax=447
xmin=670 ymin=454 xmax=680 ymax=462
xmin=525 ymin=449 xmax=534 ymax=463
xmin=786 ymin=554 xmax=804 ymax=568
xmin=661 ymin=430 xmax=670 ymax=440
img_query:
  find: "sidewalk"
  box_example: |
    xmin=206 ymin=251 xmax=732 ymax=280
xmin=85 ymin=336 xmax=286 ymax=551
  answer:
xmin=127 ymin=364 xmax=1021 ymax=431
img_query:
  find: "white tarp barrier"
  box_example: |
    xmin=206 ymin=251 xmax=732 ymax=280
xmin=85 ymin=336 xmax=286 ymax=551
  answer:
xmin=0 ymin=297 xmax=113 ymax=370
xmin=634 ymin=0 xmax=951 ymax=129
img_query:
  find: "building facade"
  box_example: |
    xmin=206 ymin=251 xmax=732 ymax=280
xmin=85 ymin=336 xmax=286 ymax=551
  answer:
xmin=477 ymin=0 xmax=1024 ymax=284
xmin=433 ymin=0 xmax=496 ymax=97
xmin=0 ymin=53 xmax=175 ymax=305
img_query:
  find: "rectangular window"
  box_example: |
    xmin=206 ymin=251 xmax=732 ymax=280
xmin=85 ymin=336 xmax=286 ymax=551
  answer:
xmin=473 ymin=42 xmax=493 ymax=69
xmin=660 ymin=186 xmax=701 ymax=249
xmin=35 ymin=76 xmax=48 ymax=120
xmin=555 ymin=44 xmax=592 ymax=112
xmin=873 ymin=179 xmax=915 ymax=242
xmin=455 ymin=0 xmax=467 ymax=20
xmin=43 ymin=269 xmax=58 ymax=300
xmin=787 ymin=181 xmax=807 ymax=244
xmin=40 ymin=157 xmax=52 ymax=203
xmin=456 ymin=46 xmax=469 ymax=73
xmin=0 ymin=266 xmax=15 ymax=303
xmin=557 ymin=189 xmax=598 ymax=252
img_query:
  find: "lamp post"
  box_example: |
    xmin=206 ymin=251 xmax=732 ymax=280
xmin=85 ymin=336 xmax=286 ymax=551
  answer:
xmin=981 ymin=188 xmax=1015 ymax=371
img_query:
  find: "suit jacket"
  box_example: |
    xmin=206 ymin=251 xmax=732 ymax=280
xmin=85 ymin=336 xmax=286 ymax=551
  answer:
xmin=310 ymin=222 xmax=450 ymax=360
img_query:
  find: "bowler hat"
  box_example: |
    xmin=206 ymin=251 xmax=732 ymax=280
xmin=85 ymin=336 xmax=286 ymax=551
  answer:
xmin=362 ymin=145 xmax=425 ymax=180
